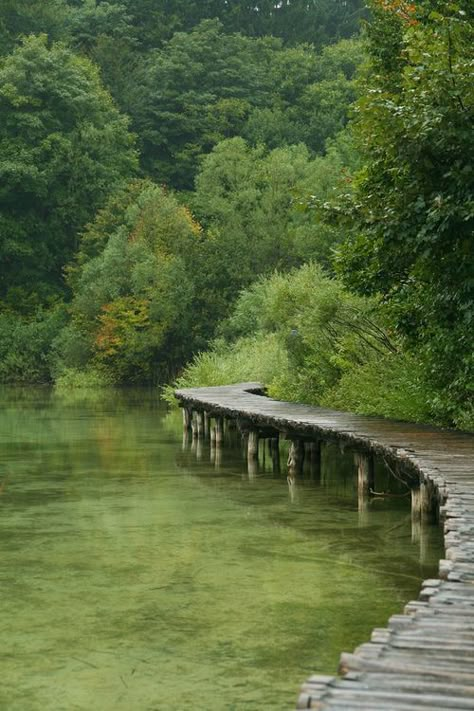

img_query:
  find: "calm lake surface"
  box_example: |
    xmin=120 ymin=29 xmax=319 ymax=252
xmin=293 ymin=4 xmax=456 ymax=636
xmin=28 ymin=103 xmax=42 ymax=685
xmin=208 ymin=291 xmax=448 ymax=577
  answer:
xmin=0 ymin=388 xmax=443 ymax=710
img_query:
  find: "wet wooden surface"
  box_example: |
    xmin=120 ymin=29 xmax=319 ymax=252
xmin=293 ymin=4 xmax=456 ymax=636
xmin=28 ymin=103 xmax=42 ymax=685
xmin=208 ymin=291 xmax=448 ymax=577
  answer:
xmin=175 ymin=383 xmax=474 ymax=710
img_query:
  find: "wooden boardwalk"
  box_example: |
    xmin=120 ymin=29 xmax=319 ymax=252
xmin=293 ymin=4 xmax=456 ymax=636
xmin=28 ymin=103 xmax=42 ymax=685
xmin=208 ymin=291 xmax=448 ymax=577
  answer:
xmin=175 ymin=383 xmax=474 ymax=710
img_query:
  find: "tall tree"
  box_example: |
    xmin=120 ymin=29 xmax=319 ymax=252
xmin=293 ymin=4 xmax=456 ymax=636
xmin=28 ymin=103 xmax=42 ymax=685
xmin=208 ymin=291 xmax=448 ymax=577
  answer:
xmin=129 ymin=20 xmax=362 ymax=188
xmin=0 ymin=0 xmax=68 ymax=54
xmin=0 ymin=35 xmax=137 ymax=309
xmin=59 ymin=181 xmax=201 ymax=383
xmin=129 ymin=20 xmax=280 ymax=188
xmin=116 ymin=0 xmax=366 ymax=49
xmin=336 ymin=0 xmax=474 ymax=423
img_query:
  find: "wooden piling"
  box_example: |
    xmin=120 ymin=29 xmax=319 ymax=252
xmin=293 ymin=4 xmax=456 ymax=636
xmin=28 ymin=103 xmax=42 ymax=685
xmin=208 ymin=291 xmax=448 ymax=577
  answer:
xmin=182 ymin=430 xmax=190 ymax=450
xmin=355 ymin=452 xmax=375 ymax=498
xmin=183 ymin=407 xmax=192 ymax=432
xmin=215 ymin=416 xmax=224 ymax=445
xmin=287 ymin=439 xmax=305 ymax=476
xmin=196 ymin=410 xmax=205 ymax=439
xmin=196 ymin=438 xmax=203 ymax=461
xmin=191 ymin=410 xmax=198 ymax=439
xmin=248 ymin=430 xmax=259 ymax=460
xmin=270 ymin=437 xmax=280 ymax=475
xmin=411 ymin=485 xmax=422 ymax=521
xmin=412 ymin=479 xmax=435 ymax=521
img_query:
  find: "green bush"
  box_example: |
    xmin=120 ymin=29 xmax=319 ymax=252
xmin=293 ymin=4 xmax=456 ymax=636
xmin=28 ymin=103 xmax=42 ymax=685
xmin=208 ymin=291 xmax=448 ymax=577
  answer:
xmin=319 ymin=352 xmax=434 ymax=423
xmin=165 ymin=334 xmax=288 ymax=402
xmin=170 ymin=263 xmax=472 ymax=430
xmin=57 ymin=181 xmax=200 ymax=384
xmin=0 ymin=308 xmax=66 ymax=383
xmin=54 ymin=367 xmax=113 ymax=391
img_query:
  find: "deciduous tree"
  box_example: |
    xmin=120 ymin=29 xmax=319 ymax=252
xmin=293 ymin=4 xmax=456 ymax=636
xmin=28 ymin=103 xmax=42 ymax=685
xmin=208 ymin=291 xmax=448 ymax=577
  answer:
xmin=0 ymin=35 xmax=137 ymax=308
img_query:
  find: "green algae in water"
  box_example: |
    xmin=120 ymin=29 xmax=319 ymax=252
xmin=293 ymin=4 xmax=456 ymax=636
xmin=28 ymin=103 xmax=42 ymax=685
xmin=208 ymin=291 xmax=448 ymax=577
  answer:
xmin=0 ymin=388 xmax=443 ymax=710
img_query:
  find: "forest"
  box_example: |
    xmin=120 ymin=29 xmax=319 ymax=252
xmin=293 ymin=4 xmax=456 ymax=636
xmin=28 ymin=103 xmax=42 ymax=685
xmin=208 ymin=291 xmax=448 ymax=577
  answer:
xmin=0 ymin=0 xmax=472 ymax=430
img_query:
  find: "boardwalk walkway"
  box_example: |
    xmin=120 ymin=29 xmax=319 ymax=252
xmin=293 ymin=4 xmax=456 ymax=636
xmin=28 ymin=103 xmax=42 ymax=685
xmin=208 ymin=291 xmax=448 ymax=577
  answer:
xmin=175 ymin=383 xmax=474 ymax=710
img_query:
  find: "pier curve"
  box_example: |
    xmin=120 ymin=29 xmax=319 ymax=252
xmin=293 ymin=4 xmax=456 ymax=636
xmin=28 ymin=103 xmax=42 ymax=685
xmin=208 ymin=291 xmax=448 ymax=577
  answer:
xmin=175 ymin=383 xmax=474 ymax=710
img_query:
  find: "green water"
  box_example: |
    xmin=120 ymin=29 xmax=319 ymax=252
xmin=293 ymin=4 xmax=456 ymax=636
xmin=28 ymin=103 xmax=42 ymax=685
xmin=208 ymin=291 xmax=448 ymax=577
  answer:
xmin=0 ymin=388 xmax=443 ymax=710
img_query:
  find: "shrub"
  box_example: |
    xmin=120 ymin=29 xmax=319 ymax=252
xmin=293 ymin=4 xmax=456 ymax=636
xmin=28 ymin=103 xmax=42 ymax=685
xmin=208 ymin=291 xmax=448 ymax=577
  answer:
xmin=0 ymin=308 xmax=66 ymax=383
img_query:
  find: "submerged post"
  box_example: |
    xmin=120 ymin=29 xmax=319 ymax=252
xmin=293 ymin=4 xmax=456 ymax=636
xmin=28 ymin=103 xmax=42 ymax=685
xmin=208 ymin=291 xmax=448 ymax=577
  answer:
xmin=355 ymin=452 xmax=375 ymax=498
xmin=215 ymin=416 xmax=224 ymax=445
xmin=182 ymin=407 xmax=192 ymax=432
xmin=248 ymin=430 xmax=259 ymax=460
xmin=287 ymin=439 xmax=305 ymax=478
xmin=196 ymin=410 xmax=205 ymax=439
xmin=191 ymin=410 xmax=198 ymax=439
xmin=412 ymin=478 xmax=435 ymax=521
xmin=269 ymin=437 xmax=280 ymax=474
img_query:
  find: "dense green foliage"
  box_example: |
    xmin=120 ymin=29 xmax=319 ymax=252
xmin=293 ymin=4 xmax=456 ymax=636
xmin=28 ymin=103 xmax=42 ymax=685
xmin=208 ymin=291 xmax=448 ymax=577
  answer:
xmin=1 ymin=1 xmax=472 ymax=431
xmin=1 ymin=1 xmax=363 ymax=386
xmin=0 ymin=306 xmax=66 ymax=382
xmin=170 ymin=1 xmax=474 ymax=430
xmin=173 ymin=264 xmax=435 ymax=424
xmin=0 ymin=0 xmax=366 ymax=55
xmin=0 ymin=35 xmax=137 ymax=308
xmin=334 ymin=0 xmax=474 ymax=426
xmin=56 ymin=181 xmax=201 ymax=383
xmin=128 ymin=22 xmax=363 ymax=188
xmin=55 ymin=134 xmax=353 ymax=384
xmin=190 ymin=133 xmax=359 ymax=321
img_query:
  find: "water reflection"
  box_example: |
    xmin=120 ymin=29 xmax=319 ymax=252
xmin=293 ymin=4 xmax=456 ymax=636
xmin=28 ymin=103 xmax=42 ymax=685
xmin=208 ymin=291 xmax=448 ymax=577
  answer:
xmin=178 ymin=417 xmax=442 ymax=569
xmin=0 ymin=388 xmax=443 ymax=710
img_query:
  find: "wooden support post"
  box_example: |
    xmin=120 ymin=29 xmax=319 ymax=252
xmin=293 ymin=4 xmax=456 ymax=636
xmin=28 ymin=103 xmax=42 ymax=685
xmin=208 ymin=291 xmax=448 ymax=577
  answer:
xmin=196 ymin=437 xmax=203 ymax=461
xmin=210 ymin=424 xmax=216 ymax=444
xmin=355 ymin=452 xmax=374 ymax=525
xmin=191 ymin=410 xmax=199 ymax=439
xmin=270 ymin=437 xmax=280 ymax=475
xmin=412 ymin=479 xmax=434 ymax=521
xmin=287 ymin=439 xmax=305 ymax=477
xmin=411 ymin=485 xmax=422 ymax=521
xmin=182 ymin=429 xmax=191 ymax=450
xmin=247 ymin=456 xmax=258 ymax=478
xmin=248 ymin=430 xmax=259 ymax=460
xmin=195 ymin=410 xmax=205 ymax=439
xmin=355 ymin=452 xmax=375 ymax=498
xmin=421 ymin=479 xmax=435 ymax=518
xmin=241 ymin=431 xmax=249 ymax=460
xmin=182 ymin=407 xmax=192 ymax=432
xmin=411 ymin=511 xmax=421 ymax=543
xmin=411 ymin=498 xmax=429 ymax=565
xmin=215 ymin=416 xmax=224 ymax=445
xmin=204 ymin=412 xmax=210 ymax=439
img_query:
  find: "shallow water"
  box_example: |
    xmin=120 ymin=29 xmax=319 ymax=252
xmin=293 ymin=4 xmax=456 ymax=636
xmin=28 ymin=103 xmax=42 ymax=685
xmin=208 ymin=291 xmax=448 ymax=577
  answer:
xmin=0 ymin=388 xmax=443 ymax=710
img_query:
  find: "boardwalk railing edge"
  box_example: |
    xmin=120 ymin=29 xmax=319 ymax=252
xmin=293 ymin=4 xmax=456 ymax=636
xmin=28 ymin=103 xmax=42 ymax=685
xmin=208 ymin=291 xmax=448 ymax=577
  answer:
xmin=175 ymin=382 xmax=474 ymax=711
